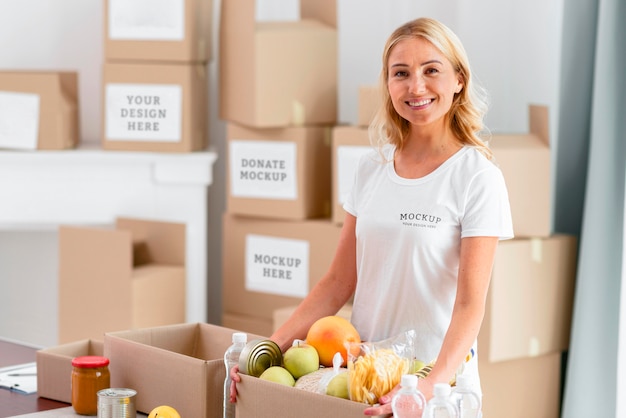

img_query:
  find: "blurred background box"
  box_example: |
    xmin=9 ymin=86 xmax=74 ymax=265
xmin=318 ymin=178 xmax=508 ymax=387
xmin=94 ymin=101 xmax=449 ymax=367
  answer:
xmin=104 ymin=0 xmax=213 ymax=63
xmin=227 ymin=122 xmax=332 ymax=220
xmin=0 ymin=71 xmax=78 ymax=150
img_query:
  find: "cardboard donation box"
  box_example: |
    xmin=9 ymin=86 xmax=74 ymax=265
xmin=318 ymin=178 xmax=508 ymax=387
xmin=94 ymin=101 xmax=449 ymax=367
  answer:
xmin=36 ymin=339 xmax=103 ymax=403
xmin=102 ymin=62 xmax=207 ymax=152
xmin=222 ymin=213 xmax=342 ymax=322
xmin=331 ymin=126 xmax=373 ymax=224
xmin=104 ymin=323 xmax=265 ymax=418
xmin=221 ymin=312 xmax=274 ymax=338
xmin=227 ymin=123 xmax=332 ymax=220
xmin=490 ymin=104 xmax=551 ymax=237
xmin=480 ymin=235 xmax=577 ymax=363
xmin=356 ymin=85 xmax=381 ymax=127
xmin=236 ymin=374 xmax=369 ymax=418
xmin=220 ymin=0 xmax=337 ymax=127
xmin=273 ymin=304 xmax=352 ymax=333
xmin=104 ymin=0 xmax=213 ymax=63
xmin=0 ymin=71 xmax=78 ymax=150
xmin=58 ymin=217 xmax=186 ymax=344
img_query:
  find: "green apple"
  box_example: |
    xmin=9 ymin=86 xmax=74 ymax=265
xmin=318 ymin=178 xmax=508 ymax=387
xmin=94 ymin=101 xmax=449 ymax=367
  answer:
xmin=259 ymin=366 xmax=296 ymax=387
xmin=409 ymin=359 xmax=426 ymax=374
xmin=325 ymin=372 xmax=349 ymax=399
xmin=283 ymin=340 xmax=320 ymax=379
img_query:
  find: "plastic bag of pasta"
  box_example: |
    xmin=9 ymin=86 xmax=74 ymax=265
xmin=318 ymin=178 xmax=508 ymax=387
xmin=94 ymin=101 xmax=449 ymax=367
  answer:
xmin=345 ymin=330 xmax=418 ymax=405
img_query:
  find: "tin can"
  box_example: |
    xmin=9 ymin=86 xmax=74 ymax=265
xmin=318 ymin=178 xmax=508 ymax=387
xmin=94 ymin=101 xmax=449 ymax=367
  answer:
xmin=238 ymin=339 xmax=283 ymax=377
xmin=97 ymin=388 xmax=137 ymax=418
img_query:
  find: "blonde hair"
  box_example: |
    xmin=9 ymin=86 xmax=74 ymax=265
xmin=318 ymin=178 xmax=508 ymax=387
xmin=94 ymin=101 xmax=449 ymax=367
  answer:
xmin=369 ymin=17 xmax=492 ymax=159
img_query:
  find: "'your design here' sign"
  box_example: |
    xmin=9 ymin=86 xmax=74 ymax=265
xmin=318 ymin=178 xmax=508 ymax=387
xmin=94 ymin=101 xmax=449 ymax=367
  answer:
xmin=229 ymin=139 xmax=298 ymax=200
xmin=245 ymin=234 xmax=309 ymax=298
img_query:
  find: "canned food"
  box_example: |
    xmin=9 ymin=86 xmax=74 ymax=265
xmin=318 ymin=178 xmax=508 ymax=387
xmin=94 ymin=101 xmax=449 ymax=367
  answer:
xmin=97 ymin=388 xmax=137 ymax=418
xmin=238 ymin=339 xmax=283 ymax=377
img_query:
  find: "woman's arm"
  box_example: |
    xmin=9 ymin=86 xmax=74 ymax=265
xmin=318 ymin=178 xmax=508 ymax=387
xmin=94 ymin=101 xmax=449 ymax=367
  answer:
xmin=270 ymin=213 xmax=359 ymax=351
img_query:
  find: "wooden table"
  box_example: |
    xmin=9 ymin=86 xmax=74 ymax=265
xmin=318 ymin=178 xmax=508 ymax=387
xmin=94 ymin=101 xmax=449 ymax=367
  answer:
xmin=0 ymin=339 xmax=68 ymax=418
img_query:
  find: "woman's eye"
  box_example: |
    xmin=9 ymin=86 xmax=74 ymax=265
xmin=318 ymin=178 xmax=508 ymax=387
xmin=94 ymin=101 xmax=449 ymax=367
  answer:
xmin=425 ymin=67 xmax=439 ymax=75
xmin=393 ymin=71 xmax=408 ymax=78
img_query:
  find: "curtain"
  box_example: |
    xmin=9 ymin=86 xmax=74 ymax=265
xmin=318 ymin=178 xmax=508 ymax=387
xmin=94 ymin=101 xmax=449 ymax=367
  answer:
xmin=561 ymin=0 xmax=626 ymax=416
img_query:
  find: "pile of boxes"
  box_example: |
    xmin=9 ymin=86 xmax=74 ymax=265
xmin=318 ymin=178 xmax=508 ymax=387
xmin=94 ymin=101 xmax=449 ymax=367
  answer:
xmin=219 ymin=0 xmax=345 ymax=337
xmin=101 ymin=0 xmax=211 ymax=152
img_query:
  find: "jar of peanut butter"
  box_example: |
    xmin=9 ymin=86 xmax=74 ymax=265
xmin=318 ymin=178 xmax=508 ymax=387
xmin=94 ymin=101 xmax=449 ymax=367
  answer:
xmin=71 ymin=356 xmax=111 ymax=415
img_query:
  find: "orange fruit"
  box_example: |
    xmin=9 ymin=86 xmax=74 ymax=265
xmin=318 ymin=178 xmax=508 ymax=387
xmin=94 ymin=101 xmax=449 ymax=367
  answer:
xmin=306 ymin=316 xmax=361 ymax=367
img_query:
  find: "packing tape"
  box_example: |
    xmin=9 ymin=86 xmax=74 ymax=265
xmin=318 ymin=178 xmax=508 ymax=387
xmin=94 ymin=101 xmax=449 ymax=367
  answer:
xmin=531 ymin=238 xmax=543 ymax=263
xmin=528 ymin=336 xmax=540 ymax=357
xmin=292 ymin=101 xmax=305 ymax=126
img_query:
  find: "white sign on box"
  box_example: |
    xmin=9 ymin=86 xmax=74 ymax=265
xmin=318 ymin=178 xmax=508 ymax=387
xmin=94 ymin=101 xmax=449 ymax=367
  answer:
xmin=105 ymin=83 xmax=182 ymax=142
xmin=229 ymin=140 xmax=298 ymax=200
xmin=108 ymin=0 xmax=185 ymax=41
xmin=0 ymin=91 xmax=40 ymax=150
xmin=337 ymin=145 xmax=371 ymax=204
xmin=245 ymin=234 xmax=309 ymax=298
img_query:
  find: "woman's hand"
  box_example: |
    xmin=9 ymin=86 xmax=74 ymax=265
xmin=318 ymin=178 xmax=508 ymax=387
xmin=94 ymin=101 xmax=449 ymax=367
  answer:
xmin=229 ymin=364 xmax=241 ymax=403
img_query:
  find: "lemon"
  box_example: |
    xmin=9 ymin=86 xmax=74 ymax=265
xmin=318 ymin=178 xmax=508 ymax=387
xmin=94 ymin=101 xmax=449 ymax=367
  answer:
xmin=148 ymin=405 xmax=181 ymax=418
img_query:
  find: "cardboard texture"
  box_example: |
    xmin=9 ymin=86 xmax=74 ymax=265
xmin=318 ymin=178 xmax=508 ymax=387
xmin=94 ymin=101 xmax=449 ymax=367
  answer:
xmin=102 ymin=62 xmax=207 ymax=152
xmin=236 ymin=374 xmax=369 ymax=418
xmin=480 ymin=235 xmax=577 ymax=363
xmin=0 ymin=71 xmax=79 ymax=150
xmin=273 ymin=304 xmax=353 ymax=333
xmin=490 ymin=104 xmax=551 ymax=237
xmin=356 ymin=85 xmax=381 ymax=127
xmin=227 ymin=123 xmax=332 ymax=220
xmin=58 ymin=217 xmax=186 ymax=344
xmin=331 ymin=125 xmax=373 ymax=224
xmin=104 ymin=0 xmax=213 ymax=63
xmin=221 ymin=312 xmax=273 ymax=338
xmin=104 ymin=323 xmax=265 ymax=418
xmin=479 ymin=352 xmax=562 ymax=418
xmin=36 ymin=339 xmax=103 ymax=403
xmin=222 ymin=213 xmax=342 ymax=320
xmin=219 ymin=0 xmax=337 ymax=127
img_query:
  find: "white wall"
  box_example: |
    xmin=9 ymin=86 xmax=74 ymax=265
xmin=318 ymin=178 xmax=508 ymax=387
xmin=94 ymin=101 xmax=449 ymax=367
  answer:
xmin=0 ymin=0 xmax=565 ymax=338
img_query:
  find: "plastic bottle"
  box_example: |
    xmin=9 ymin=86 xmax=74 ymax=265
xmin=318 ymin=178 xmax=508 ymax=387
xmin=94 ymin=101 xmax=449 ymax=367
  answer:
xmin=451 ymin=375 xmax=482 ymax=418
xmin=424 ymin=383 xmax=459 ymax=418
xmin=224 ymin=332 xmax=247 ymax=418
xmin=391 ymin=374 xmax=427 ymax=417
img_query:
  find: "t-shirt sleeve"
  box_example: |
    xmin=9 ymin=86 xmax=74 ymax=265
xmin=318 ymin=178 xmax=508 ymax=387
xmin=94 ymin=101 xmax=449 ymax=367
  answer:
xmin=461 ymin=166 xmax=514 ymax=240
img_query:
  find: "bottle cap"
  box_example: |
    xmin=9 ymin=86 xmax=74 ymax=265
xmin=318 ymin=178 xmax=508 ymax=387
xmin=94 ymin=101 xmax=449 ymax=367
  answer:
xmin=456 ymin=374 xmax=471 ymax=388
xmin=434 ymin=382 xmax=451 ymax=397
xmin=401 ymin=374 xmax=418 ymax=389
xmin=232 ymin=332 xmax=247 ymax=344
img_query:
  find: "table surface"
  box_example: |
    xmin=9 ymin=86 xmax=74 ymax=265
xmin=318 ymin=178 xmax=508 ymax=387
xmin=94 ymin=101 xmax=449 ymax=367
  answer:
xmin=0 ymin=339 xmax=69 ymax=418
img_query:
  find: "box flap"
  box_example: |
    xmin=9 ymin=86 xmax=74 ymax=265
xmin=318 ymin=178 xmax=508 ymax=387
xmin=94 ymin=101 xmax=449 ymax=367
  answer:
xmin=116 ymin=217 xmax=185 ymax=266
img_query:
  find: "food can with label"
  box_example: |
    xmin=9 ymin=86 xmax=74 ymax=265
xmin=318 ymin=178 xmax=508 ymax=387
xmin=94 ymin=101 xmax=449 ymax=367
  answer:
xmin=97 ymin=388 xmax=137 ymax=418
xmin=238 ymin=339 xmax=283 ymax=377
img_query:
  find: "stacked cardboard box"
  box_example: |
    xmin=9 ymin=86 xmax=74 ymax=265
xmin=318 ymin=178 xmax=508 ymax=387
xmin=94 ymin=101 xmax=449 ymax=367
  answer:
xmin=101 ymin=0 xmax=211 ymax=152
xmin=0 ymin=71 xmax=79 ymax=150
xmin=219 ymin=0 xmax=344 ymax=336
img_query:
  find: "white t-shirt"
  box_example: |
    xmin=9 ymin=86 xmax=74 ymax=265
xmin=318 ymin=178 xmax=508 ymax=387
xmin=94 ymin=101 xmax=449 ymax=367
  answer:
xmin=343 ymin=144 xmax=513 ymax=390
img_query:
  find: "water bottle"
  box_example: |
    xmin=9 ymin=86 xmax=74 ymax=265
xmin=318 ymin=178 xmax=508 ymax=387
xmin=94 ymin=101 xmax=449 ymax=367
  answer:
xmin=451 ymin=375 xmax=482 ymax=418
xmin=424 ymin=383 xmax=459 ymax=418
xmin=224 ymin=332 xmax=247 ymax=418
xmin=391 ymin=374 xmax=427 ymax=417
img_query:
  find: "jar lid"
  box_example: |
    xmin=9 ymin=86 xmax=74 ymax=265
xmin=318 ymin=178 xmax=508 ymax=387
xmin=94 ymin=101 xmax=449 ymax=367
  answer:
xmin=72 ymin=355 xmax=110 ymax=368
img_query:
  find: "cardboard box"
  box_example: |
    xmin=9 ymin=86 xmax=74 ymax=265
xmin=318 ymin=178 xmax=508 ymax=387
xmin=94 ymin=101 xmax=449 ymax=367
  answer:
xmin=273 ymin=304 xmax=352 ymax=333
xmin=227 ymin=123 xmax=332 ymax=220
xmin=356 ymin=85 xmax=381 ymax=127
xmin=490 ymin=105 xmax=551 ymax=237
xmin=219 ymin=0 xmax=337 ymax=127
xmin=102 ymin=62 xmax=207 ymax=152
xmin=236 ymin=374 xmax=369 ymax=417
xmin=0 ymin=71 xmax=78 ymax=150
xmin=58 ymin=217 xmax=186 ymax=343
xmin=222 ymin=213 xmax=342 ymax=320
xmin=479 ymin=235 xmax=577 ymax=363
xmin=36 ymin=339 xmax=103 ymax=403
xmin=104 ymin=0 xmax=213 ymax=63
xmin=104 ymin=322 xmax=265 ymax=418
xmin=331 ymin=126 xmax=373 ymax=224
xmin=222 ymin=312 xmax=273 ymax=338
xmin=479 ymin=352 xmax=563 ymax=418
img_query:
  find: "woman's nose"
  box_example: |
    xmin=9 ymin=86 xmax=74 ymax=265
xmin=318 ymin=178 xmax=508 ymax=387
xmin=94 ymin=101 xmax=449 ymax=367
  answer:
xmin=409 ymin=74 xmax=426 ymax=94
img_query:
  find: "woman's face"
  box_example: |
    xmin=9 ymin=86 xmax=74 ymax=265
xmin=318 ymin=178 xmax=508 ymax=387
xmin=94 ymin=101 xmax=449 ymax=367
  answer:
xmin=387 ymin=37 xmax=462 ymax=130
